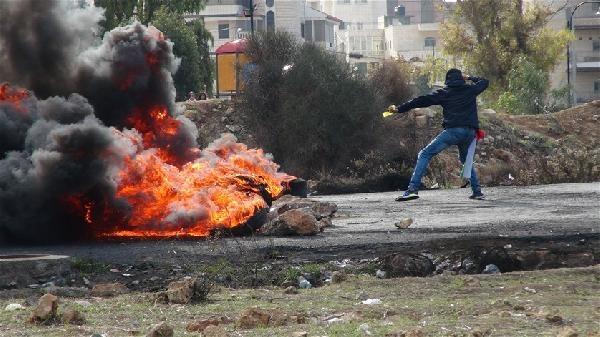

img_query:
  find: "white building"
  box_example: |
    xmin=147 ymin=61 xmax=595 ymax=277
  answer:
xmin=185 ymin=0 xmax=340 ymax=53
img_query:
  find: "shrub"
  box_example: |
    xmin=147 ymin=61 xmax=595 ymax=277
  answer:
xmin=242 ymin=32 xmax=380 ymax=178
xmin=495 ymin=57 xmax=548 ymax=114
xmin=369 ymin=60 xmax=412 ymax=105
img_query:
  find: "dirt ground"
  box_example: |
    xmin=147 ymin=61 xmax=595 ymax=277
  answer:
xmin=1 ymin=265 xmax=598 ymax=337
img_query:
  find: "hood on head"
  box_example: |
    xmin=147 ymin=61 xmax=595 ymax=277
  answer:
xmin=445 ymin=68 xmax=465 ymax=87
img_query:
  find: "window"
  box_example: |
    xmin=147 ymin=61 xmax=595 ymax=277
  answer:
xmin=424 ymin=37 xmax=436 ymax=47
xmin=350 ymin=37 xmax=356 ymax=51
xmin=266 ymin=11 xmax=275 ymax=32
xmin=339 ymin=21 xmax=346 ymax=30
xmin=361 ymin=37 xmax=367 ymax=50
xmin=421 ymin=0 xmax=434 ymax=23
xmin=594 ymin=40 xmax=600 ymax=51
xmin=301 ymin=23 xmax=305 ymax=38
xmin=357 ymin=22 xmax=363 ymax=30
xmin=218 ymin=24 xmax=229 ymax=39
xmin=595 ymin=80 xmax=600 ymax=93
xmin=266 ymin=0 xmax=274 ymax=7
xmin=395 ymin=5 xmax=405 ymax=17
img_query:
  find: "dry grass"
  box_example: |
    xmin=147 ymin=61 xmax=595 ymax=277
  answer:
xmin=1 ymin=266 xmax=599 ymax=337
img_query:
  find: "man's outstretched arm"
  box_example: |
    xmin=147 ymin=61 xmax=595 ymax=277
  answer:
xmin=467 ymin=76 xmax=489 ymax=95
xmin=395 ymin=91 xmax=442 ymax=114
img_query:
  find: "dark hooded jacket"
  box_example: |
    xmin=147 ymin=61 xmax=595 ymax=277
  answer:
xmin=396 ymin=70 xmax=489 ymax=129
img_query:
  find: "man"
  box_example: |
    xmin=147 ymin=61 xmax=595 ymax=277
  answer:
xmin=389 ymin=68 xmax=489 ymax=201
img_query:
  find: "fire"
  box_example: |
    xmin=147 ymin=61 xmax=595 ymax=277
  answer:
xmin=0 ymin=83 xmax=29 ymax=111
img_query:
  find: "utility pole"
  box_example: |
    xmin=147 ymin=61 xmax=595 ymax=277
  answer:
xmin=249 ymin=0 xmax=255 ymax=35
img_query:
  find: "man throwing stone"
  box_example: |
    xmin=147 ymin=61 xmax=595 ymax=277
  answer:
xmin=388 ymin=68 xmax=489 ymax=201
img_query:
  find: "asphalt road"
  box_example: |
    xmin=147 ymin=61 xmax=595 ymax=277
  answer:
xmin=1 ymin=183 xmax=598 ymax=264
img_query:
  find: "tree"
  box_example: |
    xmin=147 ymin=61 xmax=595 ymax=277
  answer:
xmin=96 ymin=0 xmax=206 ymax=32
xmin=152 ymin=8 xmax=210 ymax=101
xmin=369 ymin=60 xmax=413 ymax=105
xmin=191 ymin=19 xmax=214 ymax=96
xmin=442 ymin=0 xmax=572 ymax=95
xmin=495 ymin=57 xmax=548 ymax=114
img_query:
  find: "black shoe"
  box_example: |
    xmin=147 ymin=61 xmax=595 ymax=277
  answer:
xmin=469 ymin=191 xmax=485 ymax=200
xmin=396 ymin=190 xmax=419 ymax=202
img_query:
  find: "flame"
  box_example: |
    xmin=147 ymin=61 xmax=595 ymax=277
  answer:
xmin=0 ymin=83 xmax=30 ymax=112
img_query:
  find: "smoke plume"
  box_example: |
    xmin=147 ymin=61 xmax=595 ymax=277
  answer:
xmin=0 ymin=0 xmax=291 ymax=244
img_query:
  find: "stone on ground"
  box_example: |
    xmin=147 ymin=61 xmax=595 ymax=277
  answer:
xmin=261 ymin=209 xmax=320 ymax=236
xmin=165 ymin=277 xmax=211 ymax=304
xmin=331 ymin=271 xmax=347 ymax=284
xmin=62 ymin=307 xmax=85 ymax=325
xmin=383 ymin=254 xmax=434 ymax=277
xmin=203 ymin=324 xmax=229 ymax=337
xmin=186 ymin=318 xmax=222 ymax=332
xmin=236 ymin=307 xmax=271 ymax=329
xmin=29 ymin=293 xmax=58 ymax=323
xmin=146 ymin=322 xmax=174 ymax=337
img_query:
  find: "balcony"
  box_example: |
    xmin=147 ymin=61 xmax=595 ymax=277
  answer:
xmin=573 ymin=17 xmax=600 ymax=29
xmin=575 ymin=51 xmax=600 ymax=71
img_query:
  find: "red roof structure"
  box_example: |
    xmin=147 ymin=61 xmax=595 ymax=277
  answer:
xmin=215 ymin=39 xmax=248 ymax=55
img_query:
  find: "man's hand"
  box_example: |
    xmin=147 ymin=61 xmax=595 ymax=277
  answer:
xmin=383 ymin=105 xmax=397 ymax=118
xmin=462 ymin=74 xmax=471 ymax=81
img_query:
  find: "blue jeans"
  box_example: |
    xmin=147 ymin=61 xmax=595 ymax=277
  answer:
xmin=408 ymin=127 xmax=481 ymax=193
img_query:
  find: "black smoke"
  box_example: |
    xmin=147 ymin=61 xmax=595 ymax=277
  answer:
xmin=0 ymin=0 xmax=199 ymax=244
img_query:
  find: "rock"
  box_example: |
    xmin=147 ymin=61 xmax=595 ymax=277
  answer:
xmin=166 ymin=277 xmax=211 ymax=304
xmin=482 ymin=264 xmax=501 ymax=274
xmin=269 ymin=311 xmax=290 ymax=326
xmin=331 ymin=271 xmax=347 ymax=284
xmin=545 ymin=313 xmax=563 ymax=324
xmin=284 ymin=286 xmax=298 ymax=294
xmin=383 ymin=254 xmax=434 ymax=277
xmin=186 ymin=319 xmax=221 ymax=332
xmin=471 ymin=329 xmax=491 ymax=337
xmin=359 ymin=323 xmax=372 ymax=335
xmin=261 ymin=209 xmax=320 ymax=236
xmin=376 ymin=269 xmax=387 ymax=279
xmin=461 ymin=257 xmax=477 ymax=274
xmin=298 ymin=276 xmax=312 ymax=289
xmin=146 ymin=322 xmax=173 ymax=337
xmin=395 ymin=218 xmax=413 ymax=229
xmin=5 ymin=303 xmax=25 ymax=311
xmin=292 ymin=332 xmax=308 ymax=337
xmin=273 ymin=195 xmax=337 ymax=219
xmin=29 ymin=293 xmax=58 ymax=323
xmin=90 ymin=282 xmax=129 ymax=297
xmin=481 ymin=108 xmax=496 ymax=114
xmin=556 ymin=327 xmax=578 ymax=337
xmin=62 ymin=307 xmax=85 ymax=325
xmin=203 ymin=325 xmax=228 ymax=337
xmin=236 ymin=307 xmax=271 ymax=329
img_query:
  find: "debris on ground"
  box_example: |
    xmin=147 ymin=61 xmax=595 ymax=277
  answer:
xmin=331 ymin=271 xmax=347 ymax=284
xmin=482 ymin=264 xmax=501 ymax=274
xmin=298 ymin=276 xmax=312 ymax=289
xmin=236 ymin=307 xmax=271 ymax=329
xmin=376 ymin=269 xmax=387 ymax=279
xmin=4 ymin=303 xmax=25 ymax=311
xmin=361 ymin=298 xmax=382 ymax=305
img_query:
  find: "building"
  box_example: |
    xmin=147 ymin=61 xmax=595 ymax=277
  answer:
xmin=532 ymin=0 xmax=600 ymax=103
xmin=382 ymin=0 xmax=451 ymax=63
xmin=312 ymin=0 xmax=388 ymax=75
xmin=185 ymin=0 xmax=340 ymax=54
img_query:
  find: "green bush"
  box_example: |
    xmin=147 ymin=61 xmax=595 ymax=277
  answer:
xmin=495 ymin=57 xmax=548 ymax=114
xmin=242 ymin=32 xmax=380 ymax=178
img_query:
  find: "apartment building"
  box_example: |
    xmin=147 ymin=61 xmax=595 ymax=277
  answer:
xmin=383 ymin=0 xmax=451 ymax=63
xmin=531 ymin=0 xmax=600 ymax=103
xmin=185 ymin=0 xmax=340 ymax=53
